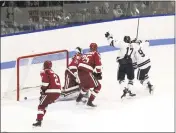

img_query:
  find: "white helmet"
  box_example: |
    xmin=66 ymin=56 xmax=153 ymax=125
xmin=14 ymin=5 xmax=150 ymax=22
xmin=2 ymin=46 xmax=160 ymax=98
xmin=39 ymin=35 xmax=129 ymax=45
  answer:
xmin=75 ymin=47 xmax=83 ymax=54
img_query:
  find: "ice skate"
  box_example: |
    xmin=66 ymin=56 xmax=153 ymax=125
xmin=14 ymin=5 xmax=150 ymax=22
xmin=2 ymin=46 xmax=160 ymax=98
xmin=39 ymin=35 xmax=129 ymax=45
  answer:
xmin=32 ymin=120 xmax=42 ymax=127
xmin=128 ymin=89 xmax=136 ymax=97
xmin=121 ymin=88 xmax=136 ymax=99
xmin=87 ymin=100 xmax=97 ymax=107
xmin=76 ymin=93 xmax=87 ymax=104
xmin=76 ymin=93 xmax=83 ymax=102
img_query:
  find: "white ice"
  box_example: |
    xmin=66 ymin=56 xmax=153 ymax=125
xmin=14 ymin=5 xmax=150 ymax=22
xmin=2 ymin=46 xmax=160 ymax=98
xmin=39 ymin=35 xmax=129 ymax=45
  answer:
xmin=1 ymin=45 xmax=174 ymax=132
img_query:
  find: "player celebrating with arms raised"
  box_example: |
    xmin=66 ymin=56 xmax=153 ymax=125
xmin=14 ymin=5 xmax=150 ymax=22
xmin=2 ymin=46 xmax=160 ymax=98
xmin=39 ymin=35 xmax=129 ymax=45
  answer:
xmin=105 ymin=32 xmax=136 ymax=98
xmin=132 ymin=39 xmax=154 ymax=93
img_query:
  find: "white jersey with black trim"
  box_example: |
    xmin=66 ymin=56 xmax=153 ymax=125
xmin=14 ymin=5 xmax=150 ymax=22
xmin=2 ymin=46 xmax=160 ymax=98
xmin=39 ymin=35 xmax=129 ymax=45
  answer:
xmin=107 ymin=38 xmax=136 ymax=62
xmin=133 ymin=40 xmax=151 ymax=69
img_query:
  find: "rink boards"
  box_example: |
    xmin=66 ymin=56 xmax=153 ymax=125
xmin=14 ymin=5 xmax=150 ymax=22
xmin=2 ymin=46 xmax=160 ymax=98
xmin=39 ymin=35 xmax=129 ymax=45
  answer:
xmin=0 ymin=14 xmax=175 ymax=70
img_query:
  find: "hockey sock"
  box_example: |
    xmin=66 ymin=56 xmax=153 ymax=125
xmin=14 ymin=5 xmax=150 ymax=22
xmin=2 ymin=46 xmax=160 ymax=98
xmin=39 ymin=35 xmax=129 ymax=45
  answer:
xmin=37 ymin=106 xmax=47 ymax=121
xmin=127 ymin=80 xmax=133 ymax=90
xmin=147 ymin=81 xmax=152 ymax=86
xmin=119 ymin=80 xmax=126 ymax=90
xmin=89 ymin=89 xmax=99 ymax=102
xmin=76 ymin=89 xmax=87 ymax=102
xmin=141 ymin=75 xmax=153 ymax=88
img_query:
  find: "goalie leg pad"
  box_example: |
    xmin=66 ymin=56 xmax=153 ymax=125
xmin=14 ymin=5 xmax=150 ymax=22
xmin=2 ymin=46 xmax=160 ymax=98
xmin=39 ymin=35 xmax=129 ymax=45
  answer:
xmin=62 ymin=85 xmax=80 ymax=97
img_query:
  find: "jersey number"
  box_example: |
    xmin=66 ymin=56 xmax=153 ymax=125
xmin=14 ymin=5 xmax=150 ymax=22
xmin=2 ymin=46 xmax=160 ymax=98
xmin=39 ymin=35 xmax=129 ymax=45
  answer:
xmin=125 ymin=47 xmax=133 ymax=58
xmin=54 ymin=74 xmax=60 ymax=86
xmin=138 ymin=48 xmax=145 ymax=57
xmin=82 ymin=55 xmax=91 ymax=63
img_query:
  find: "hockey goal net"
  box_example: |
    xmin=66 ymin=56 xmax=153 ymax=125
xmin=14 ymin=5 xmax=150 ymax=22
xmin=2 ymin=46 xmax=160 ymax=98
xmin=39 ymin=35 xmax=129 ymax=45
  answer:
xmin=2 ymin=50 xmax=69 ymax=101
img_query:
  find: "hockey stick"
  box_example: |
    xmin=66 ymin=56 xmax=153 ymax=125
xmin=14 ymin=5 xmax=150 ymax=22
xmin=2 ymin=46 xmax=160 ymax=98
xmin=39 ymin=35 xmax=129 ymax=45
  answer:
xmin=62 ymin=87 xmax=80 ymax=97
xmin=135 ymin=8 xmax=140 ymax=39
xmin=136 ymin=18 xmax=140 ymax=39
xmin=63 ymin=85 xmax=80 ymax=92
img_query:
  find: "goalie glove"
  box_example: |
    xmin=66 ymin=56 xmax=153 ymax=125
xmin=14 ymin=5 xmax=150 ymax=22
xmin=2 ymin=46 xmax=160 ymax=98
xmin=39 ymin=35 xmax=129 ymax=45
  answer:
xmin=93 ymin=72 xmax=102 ymax=80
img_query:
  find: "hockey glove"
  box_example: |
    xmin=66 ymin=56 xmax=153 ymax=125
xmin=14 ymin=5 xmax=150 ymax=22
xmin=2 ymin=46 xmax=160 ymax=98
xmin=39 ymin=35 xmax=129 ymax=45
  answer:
xmin=105 ymin=32 xmax=113 ymax=39
xmin=93 ymin=72 xmax=102 ymax=80
xmin=131 ymin=38 xmax=142 ymax=44
xmin=105 ymin=32 xmax=110 ymax=38
xmin=40 ymin=88 xmax=46 ymax=95
xmin=131 ymin=38 xmax=137 ymax=43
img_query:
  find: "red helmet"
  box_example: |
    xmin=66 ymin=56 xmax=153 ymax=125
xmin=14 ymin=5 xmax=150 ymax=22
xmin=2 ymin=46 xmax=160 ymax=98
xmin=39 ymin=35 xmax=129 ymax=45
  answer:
xmin=43 ymin=60 xmax=52 ymax=69
xmin=90 ymin=43 xmax=98 ymax=52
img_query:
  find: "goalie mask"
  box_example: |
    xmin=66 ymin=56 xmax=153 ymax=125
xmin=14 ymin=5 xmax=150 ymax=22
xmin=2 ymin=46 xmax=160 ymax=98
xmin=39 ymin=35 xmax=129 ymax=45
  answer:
xmin=43 ymin=60 xmax=52 ymax=69
xmin=75 ymin=47 xmax=83 ymax=54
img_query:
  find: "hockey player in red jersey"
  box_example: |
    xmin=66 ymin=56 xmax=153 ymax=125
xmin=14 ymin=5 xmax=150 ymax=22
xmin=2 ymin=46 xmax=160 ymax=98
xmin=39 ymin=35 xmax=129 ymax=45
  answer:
xmin=76 ymin=43 xmax=102 ymax=107
xmin=62 ymin=47 xmax=83 ymax=96
xmin=33 ymin=60 xmax=61 ymax=127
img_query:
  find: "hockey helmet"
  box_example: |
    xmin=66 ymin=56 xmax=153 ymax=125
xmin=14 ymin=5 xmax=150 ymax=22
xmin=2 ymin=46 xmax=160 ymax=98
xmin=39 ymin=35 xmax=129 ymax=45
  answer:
xmin=43 ymin=60 xmax=52 ymax=69
xmin=75 ymin=47 xmax=83 ymax=54
xmin=90 ymin=43 xmax=98 ymax=52
xmin=124 ymin=36 xmax=131 ymax=43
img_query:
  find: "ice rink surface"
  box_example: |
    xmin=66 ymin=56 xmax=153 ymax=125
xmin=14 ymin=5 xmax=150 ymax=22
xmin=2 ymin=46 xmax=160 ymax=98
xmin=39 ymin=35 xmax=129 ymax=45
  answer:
xmin=1 ymin=44 xmax=174 ymax=132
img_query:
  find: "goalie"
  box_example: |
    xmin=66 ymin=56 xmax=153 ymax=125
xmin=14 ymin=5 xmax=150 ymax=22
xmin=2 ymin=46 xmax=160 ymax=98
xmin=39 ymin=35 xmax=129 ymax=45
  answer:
xmin=61 ymin=47 xmax=83 ymax=100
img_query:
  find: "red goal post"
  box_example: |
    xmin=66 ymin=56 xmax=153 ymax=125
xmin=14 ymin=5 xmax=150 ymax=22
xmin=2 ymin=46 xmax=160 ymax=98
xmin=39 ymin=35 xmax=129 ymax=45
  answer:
xmin=16 ymin=50 xmax=69 ymax=101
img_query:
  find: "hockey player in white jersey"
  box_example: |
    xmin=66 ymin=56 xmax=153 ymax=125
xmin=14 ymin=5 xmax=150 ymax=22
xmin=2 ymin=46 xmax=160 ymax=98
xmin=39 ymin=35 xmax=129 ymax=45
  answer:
xmin=105 ymin=32 xmax=136 ymax=98
xmin=132 ymin=39 xmax=154 ymax=93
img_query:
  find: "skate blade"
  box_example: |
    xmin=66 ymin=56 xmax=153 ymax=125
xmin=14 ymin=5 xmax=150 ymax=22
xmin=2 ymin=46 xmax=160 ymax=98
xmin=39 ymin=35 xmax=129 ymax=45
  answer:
xmin=85 ymin=105 xmax=97 ymax=109
xmin=121 ymin=94 xmax=136 ymax=101
xmin=32 ymin=125 xmax=41 ymax=128
xmin=76 ymin=100 xmax=87 ymax=105
xmin=126 ymin=96 xmax=136 ymax=100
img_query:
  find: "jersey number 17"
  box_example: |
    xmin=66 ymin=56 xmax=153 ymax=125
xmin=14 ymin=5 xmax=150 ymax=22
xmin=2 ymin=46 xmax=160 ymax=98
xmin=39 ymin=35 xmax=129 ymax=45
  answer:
xmin=125 ymin=47 xmax=133 ymax=59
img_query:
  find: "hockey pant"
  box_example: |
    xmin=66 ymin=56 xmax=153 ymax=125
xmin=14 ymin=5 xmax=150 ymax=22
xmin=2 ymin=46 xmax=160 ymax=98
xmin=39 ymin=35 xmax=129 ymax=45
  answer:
xmin=78 ymin=69 xmax=101 ymax=102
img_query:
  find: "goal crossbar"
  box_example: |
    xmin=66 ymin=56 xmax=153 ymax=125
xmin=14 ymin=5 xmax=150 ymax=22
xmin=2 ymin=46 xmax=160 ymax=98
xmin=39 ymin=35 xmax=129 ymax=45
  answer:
xmin=16 ymin=49 xmax=69 ymax=101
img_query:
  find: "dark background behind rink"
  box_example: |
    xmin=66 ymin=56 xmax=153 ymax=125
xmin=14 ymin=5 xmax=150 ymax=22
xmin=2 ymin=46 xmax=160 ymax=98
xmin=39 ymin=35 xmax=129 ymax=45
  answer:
xmin=0 ymin=1 xmax=175 ymax=35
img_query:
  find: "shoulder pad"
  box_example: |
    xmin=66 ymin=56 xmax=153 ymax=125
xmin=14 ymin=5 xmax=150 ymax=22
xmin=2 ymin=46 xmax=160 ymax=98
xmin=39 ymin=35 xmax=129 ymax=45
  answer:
xmin=45 ymin=69 xmax=54 ymax=74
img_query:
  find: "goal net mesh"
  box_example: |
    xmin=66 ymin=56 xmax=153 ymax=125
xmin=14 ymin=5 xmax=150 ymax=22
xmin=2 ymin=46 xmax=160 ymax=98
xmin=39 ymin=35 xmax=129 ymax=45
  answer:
xmin=2 ymin=50 xmax=69 ymax=101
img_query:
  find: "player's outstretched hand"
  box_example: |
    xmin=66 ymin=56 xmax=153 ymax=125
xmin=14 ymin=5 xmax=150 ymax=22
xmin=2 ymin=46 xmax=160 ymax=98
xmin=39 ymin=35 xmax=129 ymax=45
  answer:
xmin=105 ymin=32 xmax=114 ymax=47
xmin=105 ymin=32 xmax=110 ymax=38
